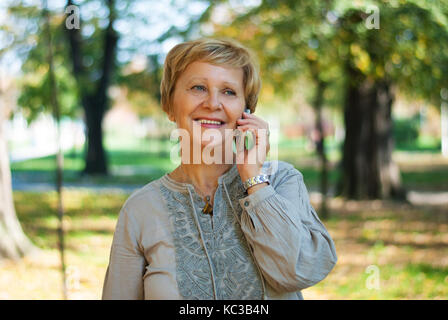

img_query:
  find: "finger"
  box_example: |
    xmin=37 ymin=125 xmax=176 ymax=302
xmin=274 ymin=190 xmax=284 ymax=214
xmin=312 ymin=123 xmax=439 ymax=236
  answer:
xmin=237 ymin=127 xmax=261 ymax=149
xmin=237 ymin=121 xmax=266 ymax=128
xmin=238 ymin=114 xmax=265 ymax=123
xmin=234 ymin=129 xmax=246 ymax=149
xmin=242 ymin=111 xmax=255 ymax=118
xmin=246 ymin=128 xmax=267 ymax=166
xmin=237 ymin=125 xmax=269 ymax=138
xmin=236 ymin=118 xmax=259 ymax=126
xmin=236 ymin=125 xmax=254 ymax=132
xmin=234 ymin=134 xmax=247 ymax=164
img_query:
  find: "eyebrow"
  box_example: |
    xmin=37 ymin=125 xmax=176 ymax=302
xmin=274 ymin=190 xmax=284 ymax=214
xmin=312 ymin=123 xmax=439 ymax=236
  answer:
xmin=187 ymin=77 xmax=240 ymax=87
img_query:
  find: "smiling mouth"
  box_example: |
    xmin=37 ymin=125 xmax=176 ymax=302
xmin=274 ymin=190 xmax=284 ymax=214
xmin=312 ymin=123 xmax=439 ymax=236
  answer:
xmin=194 ymin=119 xmax=225 ymax=126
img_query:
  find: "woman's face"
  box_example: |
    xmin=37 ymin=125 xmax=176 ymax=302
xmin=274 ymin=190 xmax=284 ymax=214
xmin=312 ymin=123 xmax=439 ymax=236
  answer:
xmin=170 ymin=61 xmax=246 ymax=151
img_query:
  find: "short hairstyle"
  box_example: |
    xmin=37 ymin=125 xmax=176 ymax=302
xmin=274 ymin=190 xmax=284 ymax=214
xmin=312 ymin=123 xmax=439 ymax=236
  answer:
xmin=160 ymin=38 xmax=261 ymax=116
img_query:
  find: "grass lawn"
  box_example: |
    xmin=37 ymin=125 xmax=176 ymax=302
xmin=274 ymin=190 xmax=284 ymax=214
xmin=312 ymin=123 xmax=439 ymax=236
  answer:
xmin=3 ymin=136 xmax=448 ymax=299
xmin=10 ymin=136 xmax=448 ymax=190
xmin=1 ymin=190 xmax=447 ymax=299
xmin=305 ymin=198 xmax=448 ymax=299
xmin=0 ymin=191 xmax=127 ymax=299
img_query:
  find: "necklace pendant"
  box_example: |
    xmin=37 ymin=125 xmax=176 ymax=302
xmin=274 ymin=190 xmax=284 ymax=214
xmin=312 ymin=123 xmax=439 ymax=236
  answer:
xmin=202 ymin=195 xmax=213 ymax=216
xmin=202 ymin=203 xmax=213 ymax=215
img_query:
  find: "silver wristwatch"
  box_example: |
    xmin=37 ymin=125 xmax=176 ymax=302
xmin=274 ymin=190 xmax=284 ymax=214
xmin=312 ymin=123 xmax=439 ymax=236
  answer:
xmin=243 ymin=174 xmax=270 ymax=191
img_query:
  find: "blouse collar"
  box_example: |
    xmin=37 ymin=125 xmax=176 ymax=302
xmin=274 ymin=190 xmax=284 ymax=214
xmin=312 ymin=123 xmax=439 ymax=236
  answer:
xmin=160 ymin=163 xmax=239 ymax=193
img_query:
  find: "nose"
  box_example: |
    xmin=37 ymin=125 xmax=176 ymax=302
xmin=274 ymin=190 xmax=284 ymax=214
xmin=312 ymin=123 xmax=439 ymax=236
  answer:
xmin=204 ymin=89 xmax=222 ymax=110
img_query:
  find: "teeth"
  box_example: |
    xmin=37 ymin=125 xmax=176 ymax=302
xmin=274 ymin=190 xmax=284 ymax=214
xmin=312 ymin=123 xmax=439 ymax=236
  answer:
xmin=197 ymin=119 xmax=222 ymax=125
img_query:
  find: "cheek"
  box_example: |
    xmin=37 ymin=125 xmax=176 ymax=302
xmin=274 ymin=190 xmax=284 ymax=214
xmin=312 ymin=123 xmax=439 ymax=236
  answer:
xmin=172 ymin=95 xmax=196 ymax=123
xmin=227 ymin=101 xmax=245 ymax=122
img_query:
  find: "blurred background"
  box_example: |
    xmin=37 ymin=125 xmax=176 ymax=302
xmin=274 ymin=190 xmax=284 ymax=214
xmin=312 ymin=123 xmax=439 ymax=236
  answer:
xmin=1 ymin=0 xmax=447 ymax=299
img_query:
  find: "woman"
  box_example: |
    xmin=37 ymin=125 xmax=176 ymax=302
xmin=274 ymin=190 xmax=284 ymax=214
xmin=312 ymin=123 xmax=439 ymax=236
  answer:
xmin=102 ymin=38 xmax=337 ymax=300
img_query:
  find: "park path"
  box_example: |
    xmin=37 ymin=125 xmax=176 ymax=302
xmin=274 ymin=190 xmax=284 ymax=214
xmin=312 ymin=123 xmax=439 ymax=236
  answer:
xmin=11 ymin=179 xmax=448 ymax=206
xmin=11 ymin=179 xmax=141 ymax=194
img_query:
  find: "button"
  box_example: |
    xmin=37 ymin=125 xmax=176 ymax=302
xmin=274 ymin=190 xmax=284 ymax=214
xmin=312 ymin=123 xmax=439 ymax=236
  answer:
xmin=244 ymin=201 xmax=250 ymax=207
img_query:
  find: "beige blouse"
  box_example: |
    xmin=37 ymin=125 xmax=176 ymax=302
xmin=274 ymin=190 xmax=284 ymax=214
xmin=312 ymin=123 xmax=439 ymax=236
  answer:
xmin=102 ymin=160 xmax=337 ymax=300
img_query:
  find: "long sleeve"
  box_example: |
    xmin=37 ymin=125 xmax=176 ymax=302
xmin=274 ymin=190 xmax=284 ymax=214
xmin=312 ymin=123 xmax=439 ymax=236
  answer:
xmin=238 ymin=166 xmax=337 ymax=293
xmin=102 ymin=205 xmax=146 ymax=300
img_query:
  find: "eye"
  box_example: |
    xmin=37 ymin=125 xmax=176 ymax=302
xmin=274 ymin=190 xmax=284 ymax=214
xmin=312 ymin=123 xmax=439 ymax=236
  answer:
xmin=223 ymin=89 xmax=236 ymax=96
xmin=191 ymin=85 xmax=206 ymax=92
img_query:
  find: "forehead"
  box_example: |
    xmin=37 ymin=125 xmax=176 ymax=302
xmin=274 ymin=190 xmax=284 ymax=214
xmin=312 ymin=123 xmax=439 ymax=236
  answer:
xmin=179 ymin=61 xmax=244 ymax=86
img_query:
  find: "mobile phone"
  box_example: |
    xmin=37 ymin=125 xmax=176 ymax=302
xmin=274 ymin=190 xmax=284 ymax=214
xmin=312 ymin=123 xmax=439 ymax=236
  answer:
xmin=233 ymin=108 xmax=255 ymax=153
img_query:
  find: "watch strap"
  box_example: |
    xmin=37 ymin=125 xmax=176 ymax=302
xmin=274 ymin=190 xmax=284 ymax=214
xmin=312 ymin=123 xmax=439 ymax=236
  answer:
xmin=243 ymin=174 xmax=270 ymax=191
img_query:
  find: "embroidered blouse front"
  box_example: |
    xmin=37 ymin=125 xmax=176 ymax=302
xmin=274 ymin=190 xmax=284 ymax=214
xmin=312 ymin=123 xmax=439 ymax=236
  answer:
xmin=102 ymin=160 xmax=337 ymax=300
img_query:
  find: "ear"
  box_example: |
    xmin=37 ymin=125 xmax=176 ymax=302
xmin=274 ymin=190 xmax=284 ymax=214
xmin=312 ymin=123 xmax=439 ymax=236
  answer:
xmin=167 ymin=110 xmax=175 ymax=122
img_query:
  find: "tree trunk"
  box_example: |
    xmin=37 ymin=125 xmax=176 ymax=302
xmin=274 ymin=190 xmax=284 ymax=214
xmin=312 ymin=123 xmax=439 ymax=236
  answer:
xmin=83 ymin=97 xmax=108 ymax=175
xmin=338 ymin=68 xmax=405 ymax=199
xmin=0 ymin=116 xmax=37 ymax=260
xmin=65 ymin=0 xmax=117 ymax=176
xmin=313 ymin=79 xmax=329 ymax=218
xmin=441 ymin=100 xmax=448 ymax=157
xmin=307 ymin=58 xmax=330 ymax=217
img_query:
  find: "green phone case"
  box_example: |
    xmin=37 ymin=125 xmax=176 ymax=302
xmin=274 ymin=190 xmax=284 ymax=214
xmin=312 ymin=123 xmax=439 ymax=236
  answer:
xmin=233 ymin=109 xmax=255 ymax=153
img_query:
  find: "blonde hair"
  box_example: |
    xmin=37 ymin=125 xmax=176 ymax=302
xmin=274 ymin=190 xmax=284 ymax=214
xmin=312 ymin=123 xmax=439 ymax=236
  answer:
xmin=160 ymin=38 xmax=261 ymax=116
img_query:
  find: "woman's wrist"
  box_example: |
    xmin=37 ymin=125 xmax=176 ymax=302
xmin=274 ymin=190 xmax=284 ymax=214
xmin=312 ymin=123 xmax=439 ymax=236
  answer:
xmin=246 ymin=182 xmax=269 ymax=195
xmin=239 ymin=166 xmax=262 ymax=182
xmin=240 ymin=165 xmax=270 ymax=195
